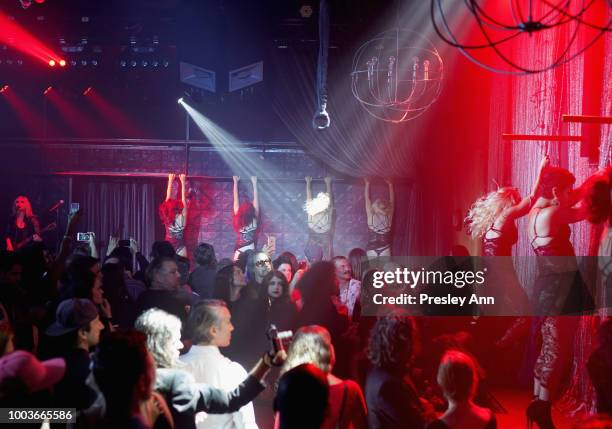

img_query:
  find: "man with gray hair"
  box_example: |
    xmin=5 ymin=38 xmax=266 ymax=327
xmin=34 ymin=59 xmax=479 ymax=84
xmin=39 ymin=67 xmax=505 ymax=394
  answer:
xmin=180 ymin=300 xmax=258 ymax=429
xmin=134 ymin=307 xmax=284 ymax=429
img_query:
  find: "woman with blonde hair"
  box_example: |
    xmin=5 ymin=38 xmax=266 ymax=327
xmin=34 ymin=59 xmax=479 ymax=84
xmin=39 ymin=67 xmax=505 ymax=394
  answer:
xmin=278 ymin=325 xmax=367 ymax=429
xmin=426 ymin=350 xmax=496 ymax=429
xmin=5 ymin=196 xmax=41 ymax=251
xmin=364 ymin=178 xmax=394 ymax=257
xmin=466 ymin=156 xmax=549 ymax=256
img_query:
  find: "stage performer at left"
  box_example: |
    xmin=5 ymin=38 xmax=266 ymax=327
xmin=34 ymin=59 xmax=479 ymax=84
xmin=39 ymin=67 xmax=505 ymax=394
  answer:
xmin=159 ymin=173 xmax=188 ymax=257
xmin=233 ymin=175 xmax=260 ymax=261
xmin=5 ymin=195 xmax=41 ymax=251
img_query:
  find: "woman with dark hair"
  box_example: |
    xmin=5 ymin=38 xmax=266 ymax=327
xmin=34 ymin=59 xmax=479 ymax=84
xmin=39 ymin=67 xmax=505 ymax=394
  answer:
xmin=305 ymin=176 xmax=334 ymax=260
xmin=63 ymin=257 xmax=113 ymax=332
xmin=274 ymin=251 xmax=304 ymax=296
xmin=232 ymin=175 xmax=260 ymax=261
xmin=189 ymin=243 xmax=217 ymax=299
xmin=364 ymin=178 xmax=394 ymax=257
xmin=261 ymin=270 xmax=299 ymax=332
xmin=5 ymin=196 xmax=41 ymax=252
xmin=365 ymin=313 xmax=431 ymax=429
xmin=101 ymin=262 xmax=133 ymax=328
xmin=159 ymin=173 xmax=188 ymax=257
xmin=296 ymin=261 xmax=349 ymax=344
xmin=273 ymin=251 xmax=298 ymax=284
xmin=213 ymin=262 xmax=261 ymax=367
xmin=526 ymin=165 xmax=591 ymax=428
xmin=212 ymin=263 xmax=248 ymax=305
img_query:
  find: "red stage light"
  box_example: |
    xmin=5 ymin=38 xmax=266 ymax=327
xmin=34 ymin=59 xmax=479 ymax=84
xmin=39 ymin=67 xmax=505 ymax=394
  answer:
xmin=83 ymin=87 xmax=92 ymax=96
xmin=59 ymin=59 xmax=66 ymax=67
xmin=0 ymin=85 xmax=8 ymax=93
xmin=34 ymin=0 xmax=46 ymax=3
xmin=48 ymin=59 xmax=55 ymax=67
xmin=43 ymin=86 xmax=52 ymax=95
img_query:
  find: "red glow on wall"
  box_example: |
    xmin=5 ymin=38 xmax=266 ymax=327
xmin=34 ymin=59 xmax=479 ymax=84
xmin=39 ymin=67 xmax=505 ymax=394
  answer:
xmin=85 ymin=89 xmax=148 ymax=138
xmin=45 ymin=88 xmax=102 ymax=136
xmin=0 ymin=11 xmax=62 ymax=65
xmin=1 ymin=87 xmax=49 ymax=137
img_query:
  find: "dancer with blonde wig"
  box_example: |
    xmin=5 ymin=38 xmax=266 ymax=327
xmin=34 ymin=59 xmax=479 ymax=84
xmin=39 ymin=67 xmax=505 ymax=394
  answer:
xmin=466 ymin=155 xmax=549 ymax=256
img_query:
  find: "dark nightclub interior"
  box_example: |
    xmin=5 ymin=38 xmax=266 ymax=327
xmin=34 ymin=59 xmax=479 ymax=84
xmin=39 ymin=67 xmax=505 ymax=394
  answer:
xmin=0 ymin=1 xmax=610 ymax=428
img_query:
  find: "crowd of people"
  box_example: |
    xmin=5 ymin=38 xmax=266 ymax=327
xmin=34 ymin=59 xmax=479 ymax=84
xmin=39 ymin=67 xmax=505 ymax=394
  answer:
xmin=0 ymin=163 xmax=610 ymax=429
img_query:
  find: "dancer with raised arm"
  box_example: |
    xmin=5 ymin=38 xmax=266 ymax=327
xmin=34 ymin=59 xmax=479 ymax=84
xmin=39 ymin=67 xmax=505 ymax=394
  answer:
xmin=159 ymin=173 xmax=188 ymax=257
xmin=466 ymin=155 xmax=549 ymax=257
xmin=233 ymin=175 xmax=260 ymax=261
xmin=526 ymin=165 xmax=591 ymax=429
xmin=305 ymin=176 xmax=334 ymax=260
xmin=364 ymin=178 xmax=394 ymax=257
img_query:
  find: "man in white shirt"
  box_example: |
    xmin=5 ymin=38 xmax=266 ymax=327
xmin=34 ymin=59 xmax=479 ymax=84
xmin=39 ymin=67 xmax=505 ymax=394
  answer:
xmin=332 ymin=256 xmax=361 ymax=318
xmin=180 ymin=300 xmax=259 ymax=429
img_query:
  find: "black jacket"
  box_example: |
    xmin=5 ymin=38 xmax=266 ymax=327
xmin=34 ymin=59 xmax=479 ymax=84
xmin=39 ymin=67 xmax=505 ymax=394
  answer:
xmin=365 ymin=366 xmax=426 ymax=429
xmin=154 ymin=368 xmax=265 ymax=429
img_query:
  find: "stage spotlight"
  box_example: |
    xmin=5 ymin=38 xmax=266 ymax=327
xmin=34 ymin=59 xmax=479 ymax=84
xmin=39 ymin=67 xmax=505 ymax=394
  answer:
xmin=83 ymin=87 xmax=92 ymax=96
xmin=177 ymin=97 xmax=184 ymax=105
xmin=130 ymin=60 xmax=137 ymax=67
xmin=119 ymin=60 xmax=126 ymax=67
xmin=43 ymin=86 xmax=52 ymax=95
xmin=162 ymin=60 xmax=169 ymax=68
xmin=0 ymin=85 xmax=8 ymax=93
xmin=59 ymin=59 xmax=66 ymax=67
xmin=141 ymin=60 xmax=148 ymax=67
xmin=152 ymin=60 xmax=159 ymax=67
xmin=81 ymin=60 xmax=87 ymax=66
xmin=34 ymin=0 xmax=45 ymax=3
xmin=70 ymin=60 xmax=77 ymax=66
xmin=48 ymin=59 xmax=56 ymax=67
xmin=91 ymin=60 xmax=98 ymax=66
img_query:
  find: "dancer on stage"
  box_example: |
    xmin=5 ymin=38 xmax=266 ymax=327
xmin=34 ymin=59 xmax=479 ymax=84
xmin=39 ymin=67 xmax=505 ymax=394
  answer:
xmin=5 ymin=196 xmax=41 ymax=251
xmin=526 ymin=165 xmax=591 ymax=428
xmin=233 ymin=175 xmax=260 ymax=261
xmin=466 ymin=155 xmax=549 ymax=256
xmin=364 ymin=178 xmax=394 ymax=257
xmin=305 ymin=176 xmax=334 ymax=260
xmin=159 ymin=173 xmax=188 ymax=256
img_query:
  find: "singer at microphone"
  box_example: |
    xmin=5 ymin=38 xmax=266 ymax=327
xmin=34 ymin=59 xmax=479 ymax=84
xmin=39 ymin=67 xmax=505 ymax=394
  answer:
xmin=48 ymin=200 xmax=65 ymax=212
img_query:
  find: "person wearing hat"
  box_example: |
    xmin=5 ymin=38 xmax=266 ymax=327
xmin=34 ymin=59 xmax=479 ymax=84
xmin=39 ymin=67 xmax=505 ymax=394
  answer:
xmin=46 ymin=298 xmax=104 ymax=412
xmin=0 ymin=350 xmax=65 ymax=410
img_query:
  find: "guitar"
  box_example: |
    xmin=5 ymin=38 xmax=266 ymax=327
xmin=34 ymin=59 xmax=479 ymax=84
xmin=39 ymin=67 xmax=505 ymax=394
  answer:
xmin=13 ymin=222 xmax=57 ymax=250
